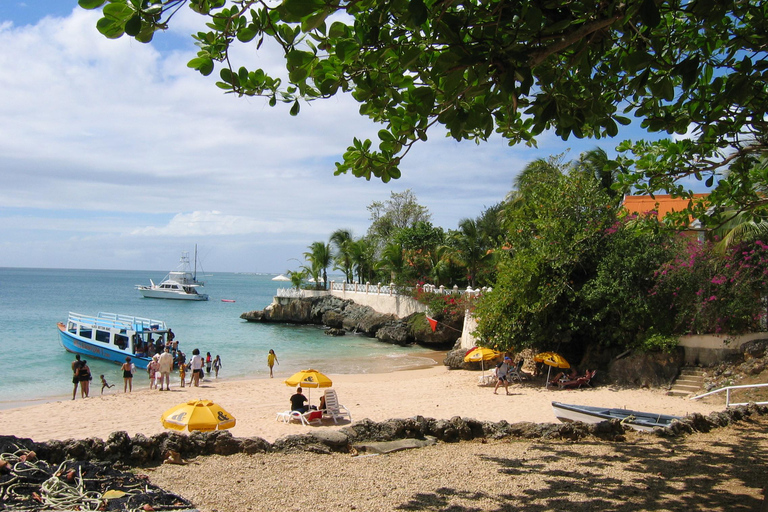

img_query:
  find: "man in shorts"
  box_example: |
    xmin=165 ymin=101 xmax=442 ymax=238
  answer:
xmin=158 ymin=347 xmax=174 ymax=391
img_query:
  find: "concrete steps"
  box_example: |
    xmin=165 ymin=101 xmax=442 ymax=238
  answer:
xmin=668 ymin=367 xmax=706 ymax=396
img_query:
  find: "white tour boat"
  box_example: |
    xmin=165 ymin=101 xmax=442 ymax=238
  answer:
xmin=137 ymin=247 xmax=209 ymax=301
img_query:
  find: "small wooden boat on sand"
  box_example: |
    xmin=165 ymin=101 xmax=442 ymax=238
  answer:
xmin=551 ymin=401 xmax=681 ymax=432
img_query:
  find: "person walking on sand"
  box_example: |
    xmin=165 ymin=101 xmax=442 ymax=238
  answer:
xmin=121 ymin=357 xmax=134 ymax=393
xmin=71 ymin=354 xmax=83 ymax=400
xmin=494 ymin=357 xmax=512 ymax=395
xmin=190 ymin=348 xmax=204 ymax=387
xmin=267 ymin=349 xmax=278 ymax=378
xmin=158 ymin=347 xmax=174 ymax=391
xmin=213 ymin=355 xmax=222 ymax=378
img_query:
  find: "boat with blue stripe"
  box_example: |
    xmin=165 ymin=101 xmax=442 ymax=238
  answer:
xmin=58 ymin=312 xmax=173 ymax=370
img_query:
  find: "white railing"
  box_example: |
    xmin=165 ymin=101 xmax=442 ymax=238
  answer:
xmin=690 ymin=383 xmax=768 ymax=407
xmin=276 ymin=288 xmax=305 ymax=298
xmin=327 ymin=281 xmax=492 ymax=297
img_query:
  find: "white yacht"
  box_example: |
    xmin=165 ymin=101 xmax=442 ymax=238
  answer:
xmin=137 ymin=247 xmax=209 ymax=301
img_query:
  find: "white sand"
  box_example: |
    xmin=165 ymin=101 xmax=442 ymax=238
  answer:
xmin=0 ymin=366 xmax=725 ymax=442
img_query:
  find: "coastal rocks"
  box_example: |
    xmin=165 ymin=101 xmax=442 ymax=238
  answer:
xmin=607 ymin=348 xmax=684 ymax=387
xmin=241 ymin=296 xmax=456 ymax=348
xmin=2 ymin=405 xmax=766 ymax=466
xmin=324 ymin=328 xmax=345 ymax=336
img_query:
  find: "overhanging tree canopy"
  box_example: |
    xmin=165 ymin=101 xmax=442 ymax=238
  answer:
xmin=79 ymin=0 xmax=768 ymax=216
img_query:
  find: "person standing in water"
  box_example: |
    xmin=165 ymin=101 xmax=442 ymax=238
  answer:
xmin=267 ymin=349 xmax=278 ymax=378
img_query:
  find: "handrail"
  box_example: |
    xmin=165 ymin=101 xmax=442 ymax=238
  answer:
xmin=690 ymin=382 xmax=768 ymax=407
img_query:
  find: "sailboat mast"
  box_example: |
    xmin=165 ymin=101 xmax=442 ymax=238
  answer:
xmin=194 ymin=244 xmax=198 ymax=281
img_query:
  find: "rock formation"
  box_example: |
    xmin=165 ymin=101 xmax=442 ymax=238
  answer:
xmin=241 ymin=295 xmax=460 ymax=348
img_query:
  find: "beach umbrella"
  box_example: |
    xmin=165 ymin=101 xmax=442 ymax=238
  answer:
xmin=463 ymin=347 xmax=501 ymax=381
xmin=533 ymin=352 xmax=570 ymax=388
xmin=284 ymin=369 xmax=333 ymax=407
xmin=272 ymin=274 xmax=291 ymax=281
xmin=161 ymin=399 xmax=236 ymax=432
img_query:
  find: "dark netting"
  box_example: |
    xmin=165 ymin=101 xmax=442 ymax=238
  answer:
xmin=1 ymin=448 xmax=194 ymax=511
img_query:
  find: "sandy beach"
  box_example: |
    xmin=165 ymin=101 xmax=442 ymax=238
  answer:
xmin=4 ymin=366 xmax=767 ymax=511
xmin=0 ymin=366 xmax=725 ymax=443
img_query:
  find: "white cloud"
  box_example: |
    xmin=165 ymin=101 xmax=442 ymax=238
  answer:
xmin=0 ymin=7 xmax=632 ymax=272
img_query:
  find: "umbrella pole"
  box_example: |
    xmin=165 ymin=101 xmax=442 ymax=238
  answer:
xmin=545 ymin=366 xmax=552 ymax=388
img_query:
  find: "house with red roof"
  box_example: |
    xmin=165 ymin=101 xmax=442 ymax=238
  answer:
xmin=622 ymin=194 xmax=710 ymax=240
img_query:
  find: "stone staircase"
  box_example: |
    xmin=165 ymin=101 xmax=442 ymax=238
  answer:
xmin=668 ymin=367 xmax=706 ymax=397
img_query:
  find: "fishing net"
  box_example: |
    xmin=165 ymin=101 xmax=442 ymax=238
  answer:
xmin=0 ymin=446 xmax=194 ymax=511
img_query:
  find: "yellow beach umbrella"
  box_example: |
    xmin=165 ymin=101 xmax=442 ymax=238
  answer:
xmin=284 ymin=369 xmax=333 ymax=388
xmin=284 ymin=369 xmax=333 ymax=408
xmin=161 ymin=399 xmax=236 ymax=432
xmin=463 ymin=347 xmax=501 ymax=382
xmin=534 ymin=352 xmax=570 ymax=388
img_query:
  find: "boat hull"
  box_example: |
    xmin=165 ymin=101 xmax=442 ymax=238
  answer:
xmin=551 ymin=401 xmax=680 ymax=432
xmin=138 ymin=287 xmax=209 ymax=301
xmin=58 ymin=323 xmax=151 ymax=369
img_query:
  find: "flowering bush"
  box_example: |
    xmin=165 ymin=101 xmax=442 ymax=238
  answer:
xmin=413 ymin=286 xmax=477 ymax=322
xmin=651 ymin=238 xmax=768 ymax=334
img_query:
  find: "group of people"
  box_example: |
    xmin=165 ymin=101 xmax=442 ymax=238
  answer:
xmin=71 ymin=346 xmax=280 ymax=399
xmin=147 ymin=349 xmax=222 ymax=389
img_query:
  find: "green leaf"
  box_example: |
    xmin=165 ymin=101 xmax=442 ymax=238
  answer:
xmin=290 ymin=100 xmax=300 ymax=116
xmin=124 ymin=14 xmax=142 ymax=37
xmin=78 ymin=0 xmax=106 ymax=9
xmin=283 ymin=0 xmax=323 ymax=20
xmin=96 ymin=17 xmax=125 ymax=39
xmin=188 ymin=57 xmax=214 ymax=76
xmin=640 ymin=0 xmax=661 ymax=28
xmin=408 ymin=0 xmax=428 ymax=26
xmin=237 ymin=26 xmax=258 ymax=42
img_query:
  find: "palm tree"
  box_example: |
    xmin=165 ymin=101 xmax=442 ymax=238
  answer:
xmin=450 ymin=218 xmax=491 ymax=287
xmin=380 ymin=242 xmax=405 ymax=283
xmin=349 ymin=238 xmax=376 ymax=283
xmin=303 ymin=241 xmax=331 ymax=290
xmin=576 ymin=147 xmax=623 ymax=203
xmin=330 ymin=229 xmax=355 ymax=283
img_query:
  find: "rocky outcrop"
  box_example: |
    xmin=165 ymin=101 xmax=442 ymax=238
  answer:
xmin=241 ymin=296 xmax=457 ymax=348
xmin=607 ymin=348 xmax=685 ymax=387
xmin=3 ymin=405 xmax=765 ymax=465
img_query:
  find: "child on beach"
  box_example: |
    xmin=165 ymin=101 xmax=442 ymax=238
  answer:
xmin=179 ymin=363 xmax=186 ymax=388
xmin=147 ymin=356 xmax=159 ymax=390
xmin=100 ymin=375 xmax=114 ymax=394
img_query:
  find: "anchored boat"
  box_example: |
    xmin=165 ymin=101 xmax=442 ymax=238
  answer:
xmin=58 ymin=312 xmax=175 ymax=369
xmin=551 ymin=401 xmax=681 ymax=432
xmin=136 ymin=246 xmax=208 ymax=301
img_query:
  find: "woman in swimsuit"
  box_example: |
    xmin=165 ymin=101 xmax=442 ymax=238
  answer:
xmin=121 ymin=356 xmax=134 ymax=393
xmin=79 ymin=360 xmax=92 ymax=398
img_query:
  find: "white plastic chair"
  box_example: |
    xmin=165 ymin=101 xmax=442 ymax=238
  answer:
xmin=321 ymin=389 xmax=352 ymax=424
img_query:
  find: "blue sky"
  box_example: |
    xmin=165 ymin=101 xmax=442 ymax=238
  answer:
xmin=0 ymin=2 xmax=679 ymax=273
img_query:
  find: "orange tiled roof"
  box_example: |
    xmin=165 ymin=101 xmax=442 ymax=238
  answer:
xmin=622 ymin=194 xmax=709 ymax=221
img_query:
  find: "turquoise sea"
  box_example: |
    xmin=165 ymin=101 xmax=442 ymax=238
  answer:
xmin=0 ymin=268 xmax=438 ymax=409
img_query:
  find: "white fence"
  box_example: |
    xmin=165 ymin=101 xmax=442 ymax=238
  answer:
xmin=328 ymin=281 xmax=491 ymax=297
xmin=274 ymin=282 xmax=492 ymax=319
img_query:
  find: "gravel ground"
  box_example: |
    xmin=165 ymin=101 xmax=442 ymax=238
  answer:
xmin=144 ymin=415 xmax=768 ymax=512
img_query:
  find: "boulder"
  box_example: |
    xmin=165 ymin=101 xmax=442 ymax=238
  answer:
xmin=607 ymin=348 xmax=685 ymax=387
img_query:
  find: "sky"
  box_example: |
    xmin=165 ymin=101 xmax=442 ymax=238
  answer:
xmin=0 ymin=2 xmax=674 ymax=273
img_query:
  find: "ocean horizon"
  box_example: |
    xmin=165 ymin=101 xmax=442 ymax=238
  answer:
xmin=0 ymin=267 xmax=439 ymax=409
